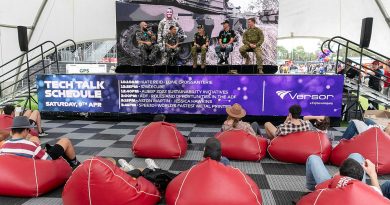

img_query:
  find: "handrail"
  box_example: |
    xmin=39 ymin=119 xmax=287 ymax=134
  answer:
xmin=0 ymin=39 xmax=76 ymax=99
xmin=0 ymin=41 xmax=56 ymax=69
xmin=321 ymin=36 xmax=390 ymax=84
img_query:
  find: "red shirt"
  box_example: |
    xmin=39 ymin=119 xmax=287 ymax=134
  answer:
xmin=384 ymin=70 xmax=390 ymax=87
xmin=0 ymin=114 xmax=13 ymax=132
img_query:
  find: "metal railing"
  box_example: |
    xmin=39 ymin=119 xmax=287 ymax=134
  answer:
xmin=321 ymin=36 xmax=390 ymax=119
xmin=0 ymin=39 xmax=76 ymax=106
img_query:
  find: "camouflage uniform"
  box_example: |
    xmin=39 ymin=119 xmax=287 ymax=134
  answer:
xmin=191 ymin=32 xmax=209 ymax=67
xmin=135 ymin=29 xmax=159 ymax=64
xmin=239 ymin=27 xmax=264 ymax=72
xmin=158 ymin=18 xmax=186 ymax=50
xmin=164 ymin=32 xmax=180 ymax=65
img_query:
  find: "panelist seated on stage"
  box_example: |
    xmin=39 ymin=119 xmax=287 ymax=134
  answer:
xmin=136 ymin=21 xmax=159 ymax=65
xmin=163 ymin=26 xmax=181 ymax=66
xmin=215 ymin=20 xmax=236 ymax=65
xmin=191 ymin=25 xmax=209 ymax=69
xmin=239 ymin=18 xmax=264 ymax=74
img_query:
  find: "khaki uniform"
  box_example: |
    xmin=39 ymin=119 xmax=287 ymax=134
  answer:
xmin=239 ymin=27 xmax=264 ymax=72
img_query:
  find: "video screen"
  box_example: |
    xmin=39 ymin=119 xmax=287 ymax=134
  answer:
xmin=116 ymin=0 xmax=279 ymax=66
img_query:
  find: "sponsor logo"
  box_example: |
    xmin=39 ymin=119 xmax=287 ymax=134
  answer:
xmin=276 ymin=90 xmax=334 ymax=100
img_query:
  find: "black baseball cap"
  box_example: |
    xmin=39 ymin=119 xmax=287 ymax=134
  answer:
xmin=221 ymin=20 xmax=229 ymax=25
xmin=197 ymin=24 xmax=204 ymax=29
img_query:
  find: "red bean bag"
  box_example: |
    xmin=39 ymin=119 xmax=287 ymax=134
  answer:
xmin=215 ymin=130 xmax=268 ymax=161
xmin=298 ymin=175 xmax=390 ymax=205
xmin=267 ymin=131 xmax=332 ymax=164
xmin=166 ymin=158 xmax=262 ymax=205
xmin=330 ymin=127 xmax=390 ymax=175
xmin=0 ymin=155 xmax=71 ymax=197
xmin=132 ymin=122 xmax=187 ymax=159
xmin=62 ymin=157 xmax=161 ymax=205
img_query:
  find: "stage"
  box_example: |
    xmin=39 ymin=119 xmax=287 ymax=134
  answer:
xmin=115 ymin=64 xmax=279 ymax=74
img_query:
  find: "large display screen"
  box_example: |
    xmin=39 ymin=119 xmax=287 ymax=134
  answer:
xmin=37 ymin=74 xmax=344 ymax=117
xmin=116 ymin=0 xmax=279 ymax=66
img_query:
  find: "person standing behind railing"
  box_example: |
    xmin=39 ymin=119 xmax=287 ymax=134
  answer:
xmin=382 ymin=60 xmax=390 ymax=99
xmin=367 ymin=60 xmax=383 ymax=110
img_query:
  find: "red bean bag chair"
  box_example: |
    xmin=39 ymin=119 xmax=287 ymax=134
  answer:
xmin=166 ymin=158 xmax=262 ymax=205
xmin=0 ymin=155 xmax=71 ymax=197
xmin=298 ymin=175 xmax=390 ymax=205
xmin=132 ymin=122 xmax=187 ymax=159
xmin=215 ymin=130 xmax=268 ymax=161
xmin=62 ymin=157 xmax=161 ymax=205
xmin=267 ymin=131 xmax=332 ymax=164
xmin=330 ymin=127 xmax=390 ymax=175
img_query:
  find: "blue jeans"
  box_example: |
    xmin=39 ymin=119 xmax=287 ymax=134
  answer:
xmin=220 ymin=156 xmax=230 ymax=166
xmin=381 ymin=181 xmax=390 ymax=199
xmin=215 ymin=44 xmax=233 ymax=58
xmin=306 ymin=153 xmax=366 ymax=191
xmin=341 ymin=119 xmax=377 ymax=140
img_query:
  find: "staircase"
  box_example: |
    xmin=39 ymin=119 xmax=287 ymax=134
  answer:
xmin=0 ymin=39 xmax=76 ymax=109
xmin=322 ymin=36 xmax=390 ymax=120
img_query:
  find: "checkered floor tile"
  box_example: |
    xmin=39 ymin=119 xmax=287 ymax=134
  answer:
xmin=0 ymin=121 xmax=388 ymax=205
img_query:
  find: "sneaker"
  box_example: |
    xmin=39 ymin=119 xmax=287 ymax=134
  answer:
xmin=118 ymin=159 xmax=135 ymax=172
xmin=145 ymin=158 xmax=160 ymax=170
xmin=218 ymin=58 xmax=224 ymax=65
xmin=39 ymin=132 xmax=48 ymax=137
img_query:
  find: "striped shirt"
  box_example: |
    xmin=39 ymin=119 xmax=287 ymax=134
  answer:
xmin=0 ymin=138 xmax=51 ymax=160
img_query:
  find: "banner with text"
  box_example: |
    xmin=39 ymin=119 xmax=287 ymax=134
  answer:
xmin=37 ymin=74 xmax=344 ymax=117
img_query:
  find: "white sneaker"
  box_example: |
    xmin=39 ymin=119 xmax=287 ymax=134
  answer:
xmin=118 ymin=159 xmax=135 ymax=172
xmin=145 ymin=158 xmax=160 ymax=170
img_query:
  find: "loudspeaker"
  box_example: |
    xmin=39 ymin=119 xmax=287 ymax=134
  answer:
xmin=17 ymin=26 xmax=28 ymax=52
xmin=360 ymin=17 xmax=373 ymax=48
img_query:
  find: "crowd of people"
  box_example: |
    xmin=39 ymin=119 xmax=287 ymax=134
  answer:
xmin=1 ymin=102 xmax=390 ymax=202
xmin=278 ymin=62 xmax=335 ymax=74
xmin=136 ymin=8 xmax=265 ymax=73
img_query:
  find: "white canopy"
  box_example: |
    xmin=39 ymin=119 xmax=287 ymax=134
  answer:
xmin=0 ymin=0 xmax=389 ymax=68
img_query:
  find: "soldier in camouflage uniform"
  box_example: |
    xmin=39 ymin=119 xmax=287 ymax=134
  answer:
xmin=164 ymin=26 xmax=180 ymax=65
xmin=239 ymin=18 xmax=265 ymax=73
xmin=191 ymin=25 xmax=209 ymax=69
xmin=136 ymin=21 xmax=159 ymax=65
xmin=158 ymin=8 xmax=186 ymax=51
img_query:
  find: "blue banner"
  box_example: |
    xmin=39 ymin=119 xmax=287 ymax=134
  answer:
xmin=37 ymin=74 xmax=344 ymax=117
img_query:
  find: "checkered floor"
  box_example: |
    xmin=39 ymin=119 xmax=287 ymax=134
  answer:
xmin=1 ymin=120 xmax=390 ymax=205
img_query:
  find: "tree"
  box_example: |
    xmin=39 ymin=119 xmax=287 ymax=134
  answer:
xmin=277 ymin=46 xmax=289 ymax=59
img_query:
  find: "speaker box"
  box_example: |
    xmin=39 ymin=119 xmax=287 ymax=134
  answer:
xmin=17 ymin=26 xmax=28 ymax=52
xmin=360 ymin=17 xmax=373 ymax=48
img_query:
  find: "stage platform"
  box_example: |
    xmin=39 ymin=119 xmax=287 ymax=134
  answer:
xmin=115 ymin=64 xmax=279 ymax=74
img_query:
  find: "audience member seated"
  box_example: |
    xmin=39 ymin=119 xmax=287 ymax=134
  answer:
xmin=0 ymin=104 xmax=47 ymax=141
xmin=304 ymin=153 xmax=390 ymax=200
xmin=132 ymin=115 xmax=188 ymax=159
xmin=303 ymin=116 xmax=331 ymax=132
xmin=341 ymin=118 xmax=389 ymax=140
xmin=222 ymin=103 xmax=262 ymax=136
xmin=0 ymin=116 xmax=80 ymax=169
xmin=165 ymin=140 xmax=262 ymax=205
xmin=62 ymin=156 xmax=161 ymax=205
xmin=264 ymin=104 xmax=314 ymax=139
xmin=331 ymin=127 xmax=390 ymax=175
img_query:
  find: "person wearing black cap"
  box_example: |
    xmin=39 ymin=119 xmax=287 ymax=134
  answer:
xmin=191 ymin=24 xmax=209 ymax=69
xmin=0 ymin=116 xmax=80 ymax=169
xmin=215 ymin=20 xmax=236 ymax=65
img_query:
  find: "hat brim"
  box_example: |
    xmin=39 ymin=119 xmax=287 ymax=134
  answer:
xmin=226 ymin=107 xmax=246 ymax=118
xmin=9 ymin=125 xmax=35 ymax=129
